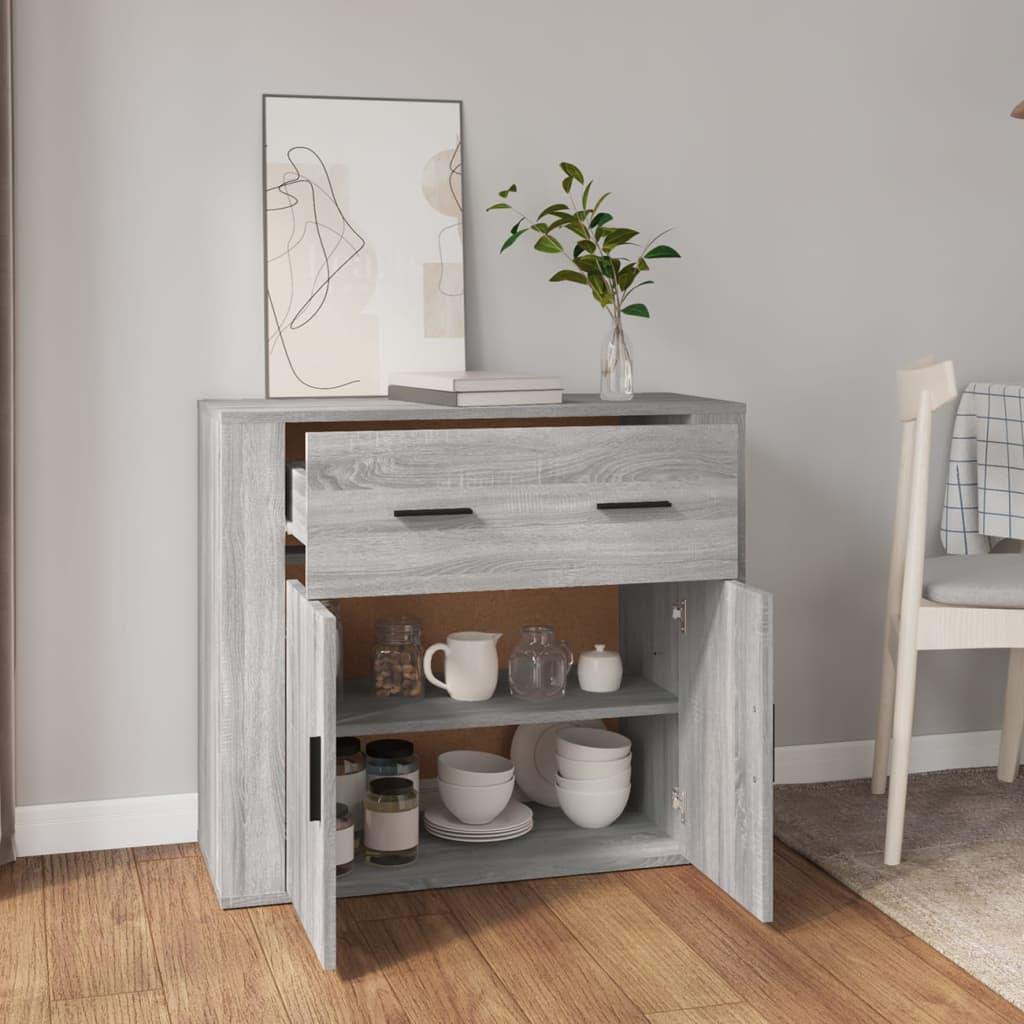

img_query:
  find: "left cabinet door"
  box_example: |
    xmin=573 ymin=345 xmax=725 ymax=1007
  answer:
xmin=286 ymin=581 xmax=337 ymax=969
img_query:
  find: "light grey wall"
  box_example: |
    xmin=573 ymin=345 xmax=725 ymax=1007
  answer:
xmin=14 ymin=0 xmax=1024 ymax=804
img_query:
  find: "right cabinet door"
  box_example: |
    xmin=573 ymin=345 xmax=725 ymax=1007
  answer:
xmin=677 ymin=580 xmax=773 ymax=922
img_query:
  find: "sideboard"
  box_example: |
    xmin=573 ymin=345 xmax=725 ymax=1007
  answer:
xmin=198 ymin=392 xmax=773 ymax=969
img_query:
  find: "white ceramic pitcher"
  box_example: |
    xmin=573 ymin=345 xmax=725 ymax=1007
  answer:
xmin=424 ymin=632 xmax=502 ymax=702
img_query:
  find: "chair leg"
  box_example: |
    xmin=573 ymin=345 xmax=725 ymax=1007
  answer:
xmin=884 ymin=641 xmax=920 ymax=866
xmin=997 ymin=649 xmax=1024 ymax=784
xmin=872 ymin=641 xmax=897 ymax=795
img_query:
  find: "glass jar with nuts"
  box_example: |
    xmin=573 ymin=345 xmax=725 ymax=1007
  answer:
xmin=371 ymin=617 xmax=424 ymax=698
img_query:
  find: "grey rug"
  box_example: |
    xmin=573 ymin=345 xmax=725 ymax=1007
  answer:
xmin=775 ymin=768 xmax=1024 ymax=1010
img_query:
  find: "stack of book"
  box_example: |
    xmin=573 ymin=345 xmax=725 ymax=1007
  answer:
xmin=388 ymin=371 xmax=563 ymax=407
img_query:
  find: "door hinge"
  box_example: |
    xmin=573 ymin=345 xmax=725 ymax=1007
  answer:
xmin=671 ymin=600 xmax=687 ymax=634
xmin=672 ymin=787 xmax=686 ymax=823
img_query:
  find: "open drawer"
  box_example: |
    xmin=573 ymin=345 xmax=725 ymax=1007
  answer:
xmin=286 ymin=578 xmax=772 ymax=971
xmin=287 ymin=423 xmax=739 ymax=598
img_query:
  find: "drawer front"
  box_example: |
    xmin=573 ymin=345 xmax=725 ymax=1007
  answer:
xmin=303 ymin=423 xmax=738 ymax=598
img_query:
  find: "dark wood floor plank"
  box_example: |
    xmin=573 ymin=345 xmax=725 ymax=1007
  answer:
xmin=45 ymin=850 xmax=160 ymax=1001
xmin=775 ymin=843 xmax=1024 ymax=1024
xmin=443 ymin=881 xmax=646 ymax=1024
xmin=0 ymin=857 xmax=49 ymax=1024
xmin=137 ymin=856 xmax=287 ymax=1024
xmin=51 ymin=991 xmax=170 ymax=1024
xmin=531 ymin=873 xmax=738 ymax=1013
xmin=624 ymin=866 xmax=889 ymax=1024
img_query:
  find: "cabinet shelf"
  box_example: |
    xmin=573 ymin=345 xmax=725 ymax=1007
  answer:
xmin=336 ymin=675 xmax=678 ymax=736
xmin=336 ymin=804 xmax=683 ymax=900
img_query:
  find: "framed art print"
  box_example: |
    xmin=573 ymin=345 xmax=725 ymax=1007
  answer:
xmin=263 ymin=95 xmax=466 ymax=396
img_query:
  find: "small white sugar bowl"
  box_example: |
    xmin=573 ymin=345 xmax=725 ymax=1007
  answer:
xmin=577 ymin=644 xmax=623 ymax=693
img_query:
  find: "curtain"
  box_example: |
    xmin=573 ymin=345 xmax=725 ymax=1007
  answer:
xmin=0 ymin=0 xmax=13 ymax=866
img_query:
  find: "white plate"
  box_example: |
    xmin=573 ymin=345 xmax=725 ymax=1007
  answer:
xmin=423 ymin=796 xmax=533 ymax=836
xmin=510 ymin=720 xmax=607 ymax=807
xmin=423 ymin=815 xmax=536 ymax=839
xmin=424 ymin=823 xmax=533 ymax=844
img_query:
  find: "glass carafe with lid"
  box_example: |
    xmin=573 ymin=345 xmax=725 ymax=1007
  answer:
xmin=508 ymin=626 xmax=574 ymax=700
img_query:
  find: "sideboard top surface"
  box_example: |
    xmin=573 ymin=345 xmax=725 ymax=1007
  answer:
xmin=199 ymin=392 xmax=745 ymax=424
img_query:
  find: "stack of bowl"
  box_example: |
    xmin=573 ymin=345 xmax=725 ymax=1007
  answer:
xmin=555 ymin=727 xmax=632 ymax=828
xmin=437 ymin=751 xmax=515 ymax=825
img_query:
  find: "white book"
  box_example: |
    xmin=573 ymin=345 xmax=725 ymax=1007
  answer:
xmin=388 ymin=386 xmax=563 ymax=407
xmin=389 ymin=370 xmax=562 ymax=393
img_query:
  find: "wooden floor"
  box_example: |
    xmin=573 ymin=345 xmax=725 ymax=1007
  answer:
xmin=2 ymin=841 xmax=1022 ymax=1024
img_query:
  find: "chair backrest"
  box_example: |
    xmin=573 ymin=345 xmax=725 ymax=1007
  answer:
xmin=887 ymin=359 xmax=958 ymax=617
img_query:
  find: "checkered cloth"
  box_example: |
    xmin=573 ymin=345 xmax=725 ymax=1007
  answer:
xmin=940 ymin=383 xmax=1024 ymax=554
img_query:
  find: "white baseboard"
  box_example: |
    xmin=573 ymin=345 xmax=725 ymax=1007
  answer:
xmin=14 ymin=792 xmax=198 ymax=856
xmin=775 ymin=728 xmax=1012 ymax=785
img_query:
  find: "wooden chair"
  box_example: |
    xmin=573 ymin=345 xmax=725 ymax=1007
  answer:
xmin=872 ymin=359 xmax=1024 ymax=865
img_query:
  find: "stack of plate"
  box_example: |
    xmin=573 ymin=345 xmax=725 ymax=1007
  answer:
xmin=422 ymin=781 xmax=533 ymax=843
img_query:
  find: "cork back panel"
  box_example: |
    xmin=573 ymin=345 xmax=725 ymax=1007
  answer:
xmin=285 ymin=560 xmax=619 ymax=776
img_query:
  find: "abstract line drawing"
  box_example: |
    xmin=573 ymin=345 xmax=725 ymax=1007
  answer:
xmin=266 ymin=146 xmax=364 ymax=390
xmin=264 ymin=96 xmax=467 ymax=397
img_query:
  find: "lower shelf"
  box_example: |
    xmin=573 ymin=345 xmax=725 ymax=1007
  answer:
xmin=336 ymin=805 xmax=685 ymax=900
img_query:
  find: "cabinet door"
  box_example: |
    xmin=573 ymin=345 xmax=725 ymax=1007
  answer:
xmin=285 ymin=581 xmax=337 ymax=968
xmin=677 ymin=580 xmax=773 ymax=922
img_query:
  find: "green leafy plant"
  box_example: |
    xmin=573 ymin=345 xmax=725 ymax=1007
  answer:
xmin=487 ymin=162 xmax=681 ymax=323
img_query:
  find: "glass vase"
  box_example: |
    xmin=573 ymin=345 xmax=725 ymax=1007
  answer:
xmin=600 ymin=318 xmax=634 ymax=401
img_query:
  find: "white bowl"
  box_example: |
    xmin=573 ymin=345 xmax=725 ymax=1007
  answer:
xmin=555 ymin=767 xmax=631 ymax=792
xmin=556 ymin=752 xmax=631 ymax=780
xmin=437 ymin=750 xmax=515 ymax=787
xmin=556 ymin=783 xmax=631 ymax=829
xmin=439 ymin=777 xmax=514 ymax=825
xmin=556 ymin=727 xmax=632 ymax=763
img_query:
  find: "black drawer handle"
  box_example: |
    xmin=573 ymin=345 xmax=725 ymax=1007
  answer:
xmin=596 ymin=500 xmax=673 ymax=511
xmin=309 ymin=736 xmax=321 ymax=822
xmin=394 ymin=507 xmax=474 ymax=518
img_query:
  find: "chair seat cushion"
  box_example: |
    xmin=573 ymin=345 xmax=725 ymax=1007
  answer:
xmin=922 ymin=554 xmax=1024 ymax=608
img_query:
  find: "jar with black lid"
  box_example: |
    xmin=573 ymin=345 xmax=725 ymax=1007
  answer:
xmin=364 ymin=777 xmax=418 ymax=867
xmin=365 ymin=738 xmax=419 ymax=795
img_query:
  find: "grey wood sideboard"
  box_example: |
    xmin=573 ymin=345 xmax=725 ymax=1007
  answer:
xmin=198 ymin=392 xmax=773 ymax=969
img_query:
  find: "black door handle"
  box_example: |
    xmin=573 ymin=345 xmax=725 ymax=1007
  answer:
xmin=394 ymin=507 xmax=474 ymax=518
xmin=596 ymin=500 xmax=673 ymax=511
xmin=309 ymin=736 xmax=321 ymax=822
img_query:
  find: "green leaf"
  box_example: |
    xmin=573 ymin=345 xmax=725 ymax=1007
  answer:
xmin=486 ymin=202 xmax=511 ymax=211
xmin=549 ymin=269 xmax=588 ymax=284
xmin=637 ymin=258 xmax=649 ymax=271
xmin=511 ymin=218 xmax=525 ymax=234
xmin=590 ymin=212 xmax=613 ymax=229
xmin=531 ymin=221 xmax=552 ymax=234
xmin=580 ymin=180 xmax=592 ymax=211
xmin=561 ymin=176 xmax=573 ymax=194
xmin=563 ymin=220 xmax=590 ymax=240
xmin=597 ymin=256 xmax=615 ymax=276
xmin=592 ymin=191 xmax=611 ymax=212
xmin=644 ymin=244 xmax=681 ymax=259
xmin=622 ymin=303 xmax=650 ymax=317
xmin=534 ymin=235 xmax=563 ymax=254
xmin=572 ymin=240 xmax=596 ymax=259
xmin=617 ymin=265 xmax=639 ymax=291
xmin=559 ymin=161 xmax=584 ymax=184
xmin=498 ymin=184 xmax=518 ymax=198
xmin=537 ymin=203 xmax=569 ymax=219
xmin=602 ymin=228 xmax=639 ymax=249
xmin=500 ymin=232 xmax=523 ymax=253
xmin=588 ymin=273 xmax=613 ymax=306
